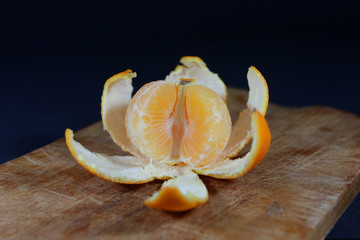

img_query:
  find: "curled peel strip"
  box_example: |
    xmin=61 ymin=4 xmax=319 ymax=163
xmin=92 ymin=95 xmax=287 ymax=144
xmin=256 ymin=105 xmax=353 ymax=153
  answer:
xmin=145 ymin=167 xmax=208 ymax=211
xmin=221 ymin=66 xmax=269 ymax=159
xmin=65 ymin=129 xmax=177 ymax=184
xmin=194 ymin=110 xmax=271 ymax=178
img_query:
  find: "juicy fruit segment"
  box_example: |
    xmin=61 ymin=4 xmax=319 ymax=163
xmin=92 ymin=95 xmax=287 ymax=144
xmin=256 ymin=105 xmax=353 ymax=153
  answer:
xmin=181 ymin=85 xmax=232 ymax=166
xmin=126 ymin=81 xmax=177 ymax=161
xmin=126 ymin=81 xmax=231 ymax=166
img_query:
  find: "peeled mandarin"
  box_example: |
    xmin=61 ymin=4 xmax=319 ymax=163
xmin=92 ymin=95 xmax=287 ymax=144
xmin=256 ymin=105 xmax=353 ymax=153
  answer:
xmin=125 ymin=79 xmax=231 ymax=167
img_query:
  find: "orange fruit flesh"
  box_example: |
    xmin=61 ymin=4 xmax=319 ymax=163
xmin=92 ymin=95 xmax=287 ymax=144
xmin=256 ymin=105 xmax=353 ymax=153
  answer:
xmin=126 ymin=81 xmax=177 ymax=161
xmin=125 ymin=81 xmax=232 ymax=166
xmin=181 ymin=85 xmax=232 ymax=166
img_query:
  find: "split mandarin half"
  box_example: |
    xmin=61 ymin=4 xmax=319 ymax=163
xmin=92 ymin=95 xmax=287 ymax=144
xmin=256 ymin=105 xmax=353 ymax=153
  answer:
xmin=65 ymin=56 xmax=271 ymax=211
xmin=125 ymin=81 xmax=177 ymax=162
xmin=181 ymin=84 xmax=231 ymax=166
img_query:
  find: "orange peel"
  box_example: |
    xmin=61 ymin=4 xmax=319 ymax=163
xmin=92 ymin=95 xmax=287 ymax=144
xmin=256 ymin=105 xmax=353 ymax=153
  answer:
xmin=194 ymin=110 xmax=271 ymax=178
xmin=165 ymin=56 xmax=228 ymax=103
xmin=65 ymin=129 xmax=177 ymax=184
xmin=220 ymin=66 xmax=269 ymax=159
xmin=65 ymin=56 xmax=271 ymax=211
xmin=145 ymin=168 xmax=208 ymax=211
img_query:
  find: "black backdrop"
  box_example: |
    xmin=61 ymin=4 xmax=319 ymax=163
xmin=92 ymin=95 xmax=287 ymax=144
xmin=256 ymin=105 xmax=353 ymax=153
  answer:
xmin=1 ymin=0 xmax=359 ymax=238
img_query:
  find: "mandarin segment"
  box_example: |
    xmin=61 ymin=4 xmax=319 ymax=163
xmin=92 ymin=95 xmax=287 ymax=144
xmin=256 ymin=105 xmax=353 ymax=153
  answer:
xmin=126 ymin=81 xmax=177 ymax=161
xmin=181 ymin=84 xmax=232 ymax=166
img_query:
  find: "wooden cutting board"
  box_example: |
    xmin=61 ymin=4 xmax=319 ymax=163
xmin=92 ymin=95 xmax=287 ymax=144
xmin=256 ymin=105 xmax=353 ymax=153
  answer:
xmin=1 ymin=88 xmax=360 ymax=240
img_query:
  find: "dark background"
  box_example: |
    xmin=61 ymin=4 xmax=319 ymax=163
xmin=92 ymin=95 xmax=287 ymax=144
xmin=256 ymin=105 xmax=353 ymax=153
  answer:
xmin=1 ymin=0 xmax=359 ymax=238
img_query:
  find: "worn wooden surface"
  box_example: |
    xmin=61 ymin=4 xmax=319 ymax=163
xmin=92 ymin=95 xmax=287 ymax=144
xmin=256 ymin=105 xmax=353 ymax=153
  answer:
xmin=1 ymin=88 xmax=360 ymax=240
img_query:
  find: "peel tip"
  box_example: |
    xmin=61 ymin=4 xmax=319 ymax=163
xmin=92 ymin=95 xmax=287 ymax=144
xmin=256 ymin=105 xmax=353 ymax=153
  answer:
xmin=180 ymin=56 xmax=206 ymax=67
xmin=65 ymin=128 xmax=73 ymax=136
xmin=144 ymin=186 xmax=206 ymax=212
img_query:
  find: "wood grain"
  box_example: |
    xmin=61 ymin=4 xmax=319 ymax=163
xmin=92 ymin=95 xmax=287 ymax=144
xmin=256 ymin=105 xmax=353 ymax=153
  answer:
xmin=1 ymin=88 xmax=360 ymax=240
